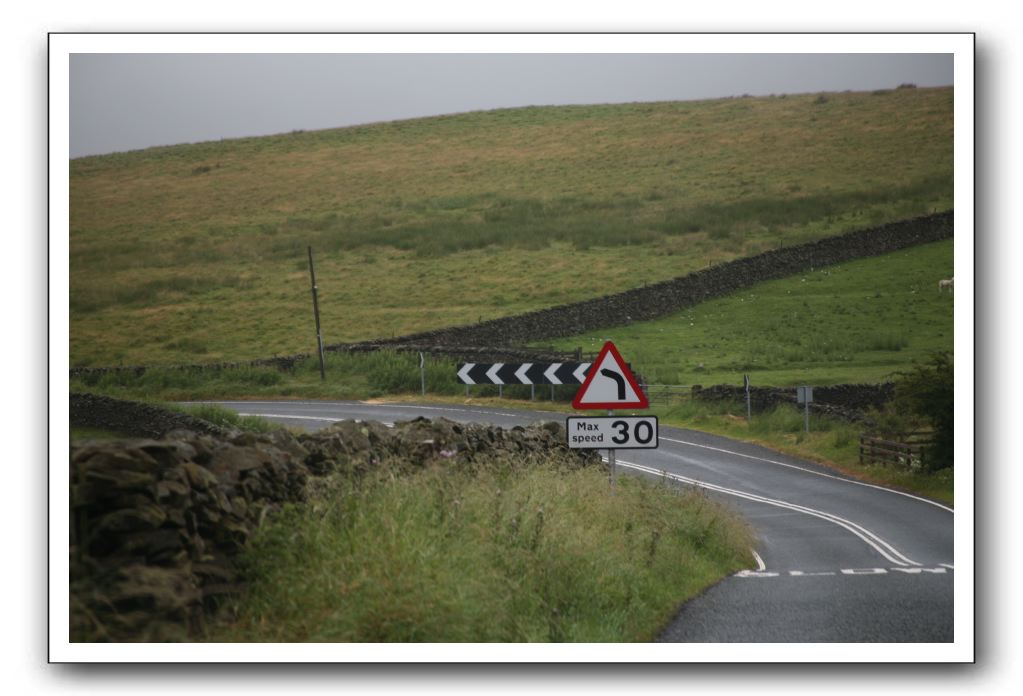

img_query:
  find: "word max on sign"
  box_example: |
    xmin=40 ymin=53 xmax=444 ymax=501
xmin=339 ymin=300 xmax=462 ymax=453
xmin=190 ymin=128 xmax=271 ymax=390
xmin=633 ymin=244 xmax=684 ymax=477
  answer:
xmin=457 ymin=362 xmax=591 ymax=385
xmin=572 ymin=341 xmax=649 ymax=410
xmin=566 ymin=416 xmax=659 ymax=450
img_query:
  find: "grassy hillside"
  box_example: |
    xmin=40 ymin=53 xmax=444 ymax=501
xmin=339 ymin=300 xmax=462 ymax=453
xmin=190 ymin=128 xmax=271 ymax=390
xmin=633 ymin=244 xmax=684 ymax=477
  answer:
xmin=73 ymin=237 xmax=954 ymax=402
xmin=547 ymin=238 xmax=955 ymax=386
xmin=70 ymin=86 xmax=953 ymax=366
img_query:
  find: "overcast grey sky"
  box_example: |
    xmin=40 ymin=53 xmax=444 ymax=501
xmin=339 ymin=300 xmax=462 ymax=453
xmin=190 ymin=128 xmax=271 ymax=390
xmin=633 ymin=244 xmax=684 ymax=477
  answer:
xmin=69 ymin=53 xmax=952 ymax=158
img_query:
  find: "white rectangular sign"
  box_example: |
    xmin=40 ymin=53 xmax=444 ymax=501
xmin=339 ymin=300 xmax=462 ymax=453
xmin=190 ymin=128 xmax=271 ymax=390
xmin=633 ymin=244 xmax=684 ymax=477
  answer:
xmin=566 ymin=416 xmax=659 ymax=449
xmin=797 ymin=386 xmax=813 ymax=404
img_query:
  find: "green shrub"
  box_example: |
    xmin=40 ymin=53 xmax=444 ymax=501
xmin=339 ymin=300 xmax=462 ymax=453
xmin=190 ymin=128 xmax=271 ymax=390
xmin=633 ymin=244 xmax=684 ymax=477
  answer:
xmin=892 ymin=352 xmax=954 ymax=470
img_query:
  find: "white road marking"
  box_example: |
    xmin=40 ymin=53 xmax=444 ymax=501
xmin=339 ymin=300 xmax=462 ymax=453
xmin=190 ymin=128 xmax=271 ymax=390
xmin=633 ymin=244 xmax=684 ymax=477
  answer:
xmin=788 ymin=571 xmax=836 ymax=577
xmin=736 ymin=566 xmax=950 ymax=578
xmin=751 ymin=549 xmax=767 ymax=571
xmin=659 ymin=435 xmax=954 ymax=513
xmin=613 ymin=457 xmax=922 ymax=567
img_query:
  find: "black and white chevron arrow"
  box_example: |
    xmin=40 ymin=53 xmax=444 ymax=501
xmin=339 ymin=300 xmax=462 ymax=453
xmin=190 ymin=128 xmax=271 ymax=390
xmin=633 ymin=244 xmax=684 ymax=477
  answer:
xmin=456 ymin=362 xmax=592 ymax=385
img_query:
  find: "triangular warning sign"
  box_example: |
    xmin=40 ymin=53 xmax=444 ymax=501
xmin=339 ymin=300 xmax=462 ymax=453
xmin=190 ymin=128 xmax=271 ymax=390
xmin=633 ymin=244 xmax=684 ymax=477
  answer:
xmin=572 ymin=341 xmax=649 ymax=410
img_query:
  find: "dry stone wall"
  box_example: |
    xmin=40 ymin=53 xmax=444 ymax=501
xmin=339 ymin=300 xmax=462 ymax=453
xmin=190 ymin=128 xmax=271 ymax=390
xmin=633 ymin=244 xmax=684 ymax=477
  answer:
xmin=69 ymin=396 xmax=598 ymax=642
xmin=353 ymin=211 xmax=953 ymax=349
xmin=71 ymin=392 xmax=231 ymax=438
xmin=694 ymin=383 xmax=896 ymax=423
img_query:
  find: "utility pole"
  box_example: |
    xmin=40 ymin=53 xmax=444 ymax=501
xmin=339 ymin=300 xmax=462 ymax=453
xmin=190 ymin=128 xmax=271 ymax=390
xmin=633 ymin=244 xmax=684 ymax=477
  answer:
xmin=307 ymin=246 xmax=326 ymax=381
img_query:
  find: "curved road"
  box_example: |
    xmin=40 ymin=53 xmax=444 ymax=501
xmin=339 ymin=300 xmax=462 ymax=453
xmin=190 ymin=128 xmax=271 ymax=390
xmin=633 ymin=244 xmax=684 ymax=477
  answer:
xmin=200 ymin=399 xmax=954 ymax=643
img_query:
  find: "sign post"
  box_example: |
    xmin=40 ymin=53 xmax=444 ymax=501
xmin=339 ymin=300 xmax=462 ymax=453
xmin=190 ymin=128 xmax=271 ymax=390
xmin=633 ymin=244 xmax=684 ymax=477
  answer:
xmin=569 ymin=341 xmax=652 ymax=489
xmin=796 ymin=385 xmax=813 ymax=433
xmin=419 ymin=352 xmax=426 ymax=397
xmin=607 ymin=409 xmax=616 ymax=489
xmin=744 ymin=374 xmax=752 ymax=422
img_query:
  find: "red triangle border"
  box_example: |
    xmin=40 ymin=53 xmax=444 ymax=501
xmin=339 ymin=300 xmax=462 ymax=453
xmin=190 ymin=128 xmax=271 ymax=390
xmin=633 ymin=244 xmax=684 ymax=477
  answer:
xmin=572 ymin=341 xmax=650 ymax=410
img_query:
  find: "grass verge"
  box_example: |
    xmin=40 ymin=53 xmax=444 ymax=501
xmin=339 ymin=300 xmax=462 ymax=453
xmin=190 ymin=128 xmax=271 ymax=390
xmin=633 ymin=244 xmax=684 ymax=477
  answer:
xmin=203 ymin=455 xmax=753 ymax=642
xmin=651 ymin=399 xmax=953 ymax=506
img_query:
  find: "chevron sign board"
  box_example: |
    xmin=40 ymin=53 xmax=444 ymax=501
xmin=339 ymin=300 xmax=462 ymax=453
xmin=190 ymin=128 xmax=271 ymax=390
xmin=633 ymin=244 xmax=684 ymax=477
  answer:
xmin=456 ymin=362 xmax=591 ymax=385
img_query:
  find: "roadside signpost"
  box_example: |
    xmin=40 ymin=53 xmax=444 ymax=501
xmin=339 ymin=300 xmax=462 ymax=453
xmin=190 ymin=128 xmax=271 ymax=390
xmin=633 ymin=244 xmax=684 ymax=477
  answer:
xmin=566 ymin=416 xmax=658 ymax=449
xmin=569 ymin=341 xmax=652 ymax=489
xmin=571 ymin=342 xmax=648 ymax=410
xmin=796 ymin=385 xmax=813 ymax=433
xmin=744 ymin=374 xmax=752 ymax=422
xmin=456 ymin=362 xmax=591 ymax=386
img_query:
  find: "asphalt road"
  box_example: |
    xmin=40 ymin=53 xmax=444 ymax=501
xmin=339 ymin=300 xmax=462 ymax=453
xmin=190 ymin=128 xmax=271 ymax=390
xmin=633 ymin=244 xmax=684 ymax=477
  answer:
xmin=199 ymin=399 xmax=954 ymax=643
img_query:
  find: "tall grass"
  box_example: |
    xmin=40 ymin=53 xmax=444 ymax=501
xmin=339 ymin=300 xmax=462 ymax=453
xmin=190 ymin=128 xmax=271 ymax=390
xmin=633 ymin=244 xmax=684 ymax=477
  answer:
xmin=204 ymin=457 xmax=753 ymax=642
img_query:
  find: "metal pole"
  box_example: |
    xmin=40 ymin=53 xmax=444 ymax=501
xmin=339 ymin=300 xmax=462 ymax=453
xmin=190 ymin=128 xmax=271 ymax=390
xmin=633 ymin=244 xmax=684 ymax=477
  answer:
xmin=550 ymin=384 xmax=555 ymax=401
xmin=419 ymin=352 xmax=425 ymax=397
xmin=307 ymin=246 xmax=326 ymax=381
xmin=608 ymin=409 xmax=616 ymax=491
xmin=499 ymin=384 xmax=503 ymax=399
xmin=804 ymin=399 xmax=810 ymax=433
xmin=746 ymin=388 xmax=752 ymax=422
xmin=531 ymin=384 xmax=535 ymax=401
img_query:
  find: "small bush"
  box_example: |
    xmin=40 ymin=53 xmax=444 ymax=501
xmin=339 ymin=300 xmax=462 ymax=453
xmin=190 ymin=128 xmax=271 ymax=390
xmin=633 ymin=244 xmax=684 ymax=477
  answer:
xmin=892 ymin=352 xmax=953 ymax=470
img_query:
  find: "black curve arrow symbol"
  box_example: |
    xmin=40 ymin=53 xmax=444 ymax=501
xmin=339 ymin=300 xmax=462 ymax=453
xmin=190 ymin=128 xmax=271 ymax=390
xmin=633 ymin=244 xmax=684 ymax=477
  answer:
xmin=600 ymin=368 xmax=627 ymax=400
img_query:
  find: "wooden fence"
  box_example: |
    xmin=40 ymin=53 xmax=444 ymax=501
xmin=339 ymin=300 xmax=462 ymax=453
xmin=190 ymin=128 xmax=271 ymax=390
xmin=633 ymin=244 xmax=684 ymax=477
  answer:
xmin=859 ymin=431 xmax=934 ymax=469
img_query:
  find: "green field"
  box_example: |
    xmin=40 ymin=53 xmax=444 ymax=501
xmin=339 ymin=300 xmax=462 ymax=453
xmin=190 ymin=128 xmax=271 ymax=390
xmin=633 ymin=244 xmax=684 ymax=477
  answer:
xmin=70 ymin=87 xmax=953 ymax=367
xmin=547 ymin=238 xmax=955 ymax=386
xmin=73 ymin=238 xmax=954 ymax=398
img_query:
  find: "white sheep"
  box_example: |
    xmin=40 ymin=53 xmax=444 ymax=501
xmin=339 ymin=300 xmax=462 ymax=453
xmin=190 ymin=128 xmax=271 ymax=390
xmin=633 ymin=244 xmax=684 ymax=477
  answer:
xmin=938 ymin=277 xmax=954 ymax=292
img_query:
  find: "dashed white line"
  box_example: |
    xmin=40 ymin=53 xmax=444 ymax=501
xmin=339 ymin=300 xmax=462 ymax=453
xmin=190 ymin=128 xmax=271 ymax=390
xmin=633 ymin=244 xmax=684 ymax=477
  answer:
xmin=737 ymin=566 xmax=951 ymax=579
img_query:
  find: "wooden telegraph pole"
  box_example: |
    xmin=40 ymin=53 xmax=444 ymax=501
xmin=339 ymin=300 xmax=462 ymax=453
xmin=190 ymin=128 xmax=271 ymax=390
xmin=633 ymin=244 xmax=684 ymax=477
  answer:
xmin=307 ymin=246 xmax=326 ymax=381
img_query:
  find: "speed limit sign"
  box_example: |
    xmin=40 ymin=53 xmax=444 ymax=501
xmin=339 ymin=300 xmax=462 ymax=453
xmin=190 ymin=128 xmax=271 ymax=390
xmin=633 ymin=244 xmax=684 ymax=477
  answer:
xmin=565 ymin=416 xmax=659 ymax=450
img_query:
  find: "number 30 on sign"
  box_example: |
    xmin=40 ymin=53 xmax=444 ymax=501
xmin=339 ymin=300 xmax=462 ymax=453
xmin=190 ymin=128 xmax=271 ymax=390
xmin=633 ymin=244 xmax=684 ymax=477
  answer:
xmin=565 ymin=416 xmax=659 ymax=450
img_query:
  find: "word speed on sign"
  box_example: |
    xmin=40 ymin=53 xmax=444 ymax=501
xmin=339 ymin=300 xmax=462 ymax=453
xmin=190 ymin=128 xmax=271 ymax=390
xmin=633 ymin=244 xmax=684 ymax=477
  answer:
xmin=566 ymin=416 xmax=659 ymax=449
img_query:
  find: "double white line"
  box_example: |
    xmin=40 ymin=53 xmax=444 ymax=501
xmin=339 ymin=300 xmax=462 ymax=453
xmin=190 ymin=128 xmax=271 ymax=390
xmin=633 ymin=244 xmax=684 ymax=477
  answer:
xmin=612 ymin=457 xmax=922 ymax=567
